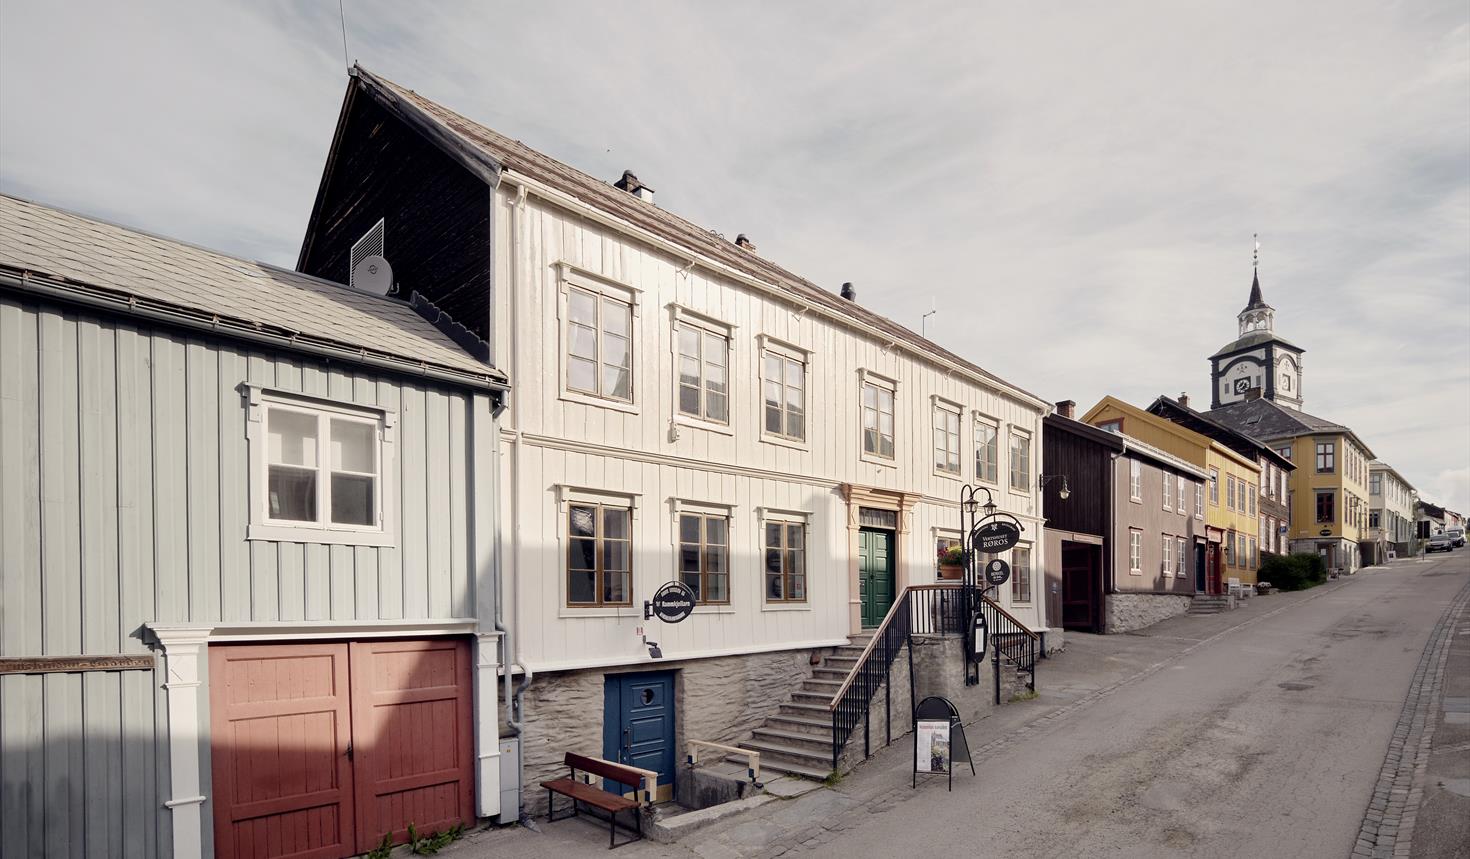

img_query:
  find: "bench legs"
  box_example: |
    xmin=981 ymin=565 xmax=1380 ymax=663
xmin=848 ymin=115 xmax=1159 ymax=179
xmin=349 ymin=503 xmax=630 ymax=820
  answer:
xmin=544 ymin=788 xmax=644 ymax=849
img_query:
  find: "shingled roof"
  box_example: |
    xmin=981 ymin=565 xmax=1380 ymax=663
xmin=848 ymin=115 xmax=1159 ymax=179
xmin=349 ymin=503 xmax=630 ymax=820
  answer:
xmin=334 ymin=65 xmax=1045 ymax=408
xmin=0 ymin=194 xmax=504 ymax=386
xmin=1206 ymin=397 xmax=1374 ymax=457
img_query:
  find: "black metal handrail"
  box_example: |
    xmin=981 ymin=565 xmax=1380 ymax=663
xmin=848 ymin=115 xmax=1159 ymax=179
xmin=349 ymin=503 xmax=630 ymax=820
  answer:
xmin=827 ymin=585 xmax=965 ymax=770
xmin=978 ymin=593 xmax=1038 ymax=703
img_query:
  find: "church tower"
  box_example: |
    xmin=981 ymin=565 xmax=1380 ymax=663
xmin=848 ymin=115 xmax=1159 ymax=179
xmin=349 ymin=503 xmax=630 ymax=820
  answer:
xmin=1208 ymin=240 xmax=1305 ymax=410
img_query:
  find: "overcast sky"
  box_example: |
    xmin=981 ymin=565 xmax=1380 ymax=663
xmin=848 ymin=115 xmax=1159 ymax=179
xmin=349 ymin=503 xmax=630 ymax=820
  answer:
xmin=3 ymin=1 xmax=1467 ymax=512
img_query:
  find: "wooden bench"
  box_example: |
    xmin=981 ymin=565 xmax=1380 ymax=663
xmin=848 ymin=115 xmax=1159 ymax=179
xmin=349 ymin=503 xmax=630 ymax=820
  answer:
xmin=540 ymin=752 xmax=646 ymax=848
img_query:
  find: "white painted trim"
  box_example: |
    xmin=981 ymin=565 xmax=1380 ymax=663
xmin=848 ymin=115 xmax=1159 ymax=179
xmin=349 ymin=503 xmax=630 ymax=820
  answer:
xmin=474 ymin=632 xmax=503 ymax=819
xmin=198 ymin=619 xmax=478 ymax=642
xmin=521 ymin=636 xmax=851 ymax=674
xmin=147 ymin=624 xmax=212 ymax=859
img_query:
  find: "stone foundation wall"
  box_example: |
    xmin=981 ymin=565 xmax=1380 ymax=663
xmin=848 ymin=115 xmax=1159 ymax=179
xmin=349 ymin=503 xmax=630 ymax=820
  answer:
xmin=1104 ymin=593 xmax=1193 ymax=633
xmin=503 ymin=647 xmax=822 ymax=818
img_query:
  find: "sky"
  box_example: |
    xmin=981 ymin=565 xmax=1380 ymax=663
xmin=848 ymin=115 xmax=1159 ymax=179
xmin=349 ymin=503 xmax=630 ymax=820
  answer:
xmin=2 ymin=1 xmax=1468 ymax=512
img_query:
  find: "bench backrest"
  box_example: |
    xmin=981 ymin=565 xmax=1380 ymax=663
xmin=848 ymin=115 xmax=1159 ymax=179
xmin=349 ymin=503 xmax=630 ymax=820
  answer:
xmin=565 ymin=752 xmax=644 ymax=791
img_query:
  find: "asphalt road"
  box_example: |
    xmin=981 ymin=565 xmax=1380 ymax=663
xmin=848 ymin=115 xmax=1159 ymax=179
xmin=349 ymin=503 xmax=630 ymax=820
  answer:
xmin=800 ymin=553 xmax=1470 ymax=859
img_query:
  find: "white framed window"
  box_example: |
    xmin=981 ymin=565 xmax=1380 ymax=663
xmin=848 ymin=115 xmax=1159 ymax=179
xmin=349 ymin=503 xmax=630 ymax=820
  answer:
xmin=1161 ymin=534 xmax=1173 ymax=576
xmin=974 ymin=416 xmax=999 ymax=484
xmin=1209 ymin=468 xmax=1220 ymax=505
xmin=860 ymin=371 xmax=896 ymax=462
xmin=1177 ymin=475 xmax=1187 ymax=514
xmin=675 ymin=502 xmax=730 ymax=606
xmin=1176 ymin=537 xmax=1187 ymax=577
xmin=1009 ymin=430 xmax=1031 ymax=492
xmin=1129 ymin=459 xmax=1142 ymax=502
xmin=763 ymin=511 xmax=808 ymax=603
xmin=933 ymin=399 xmax=962 ymax=476
xmin=247 ymin=390 xmax=395 ymax=547
xmin=674 ymin=308 xmax=731 ymax=426
xmin=761 ymin=341 xmax=807 ymax=443
xmin=1010 ymin=545 xmax=1032 ymax=603
xmin=557 ymin=263 xmax=638 ymax=409
xmin=1227 ymin=475 xmax=1237 ymax=511
xmin=934 ymin=530 xmax=963 ymax=581
xmin=1163 ymin=470 xmax=1174 ymax=511
xmin=1195 ymin=482 xmax=1204 ymax=519
xmin=1128 ymin=529 xmax=1142 ymax=574
xmin=1249 ymin=488 xmax=1256 ymax=517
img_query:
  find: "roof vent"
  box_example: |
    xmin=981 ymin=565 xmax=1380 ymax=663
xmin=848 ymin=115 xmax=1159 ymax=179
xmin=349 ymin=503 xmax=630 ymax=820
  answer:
xmin=613 ymin=170 xmax=655 ymax=203
xmin=840 ymin=282 xmax=857 ymax=301
xmin=735 ymin=234 xmax=757 ymax=252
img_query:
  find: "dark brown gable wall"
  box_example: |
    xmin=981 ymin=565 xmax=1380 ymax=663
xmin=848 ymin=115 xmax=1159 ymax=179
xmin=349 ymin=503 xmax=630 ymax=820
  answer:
xmin=1042 ymin=418 xmax=1113 ymax=537
xmin=299 ymin=91 xmax=492 ymax=341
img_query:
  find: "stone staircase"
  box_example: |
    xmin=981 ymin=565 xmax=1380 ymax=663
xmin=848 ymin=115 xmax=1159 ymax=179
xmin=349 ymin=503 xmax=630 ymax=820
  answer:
xmin=1187 ymin=593 xmax=1235 ymax=615
xmin=731 ymin=633 xmax=873 ymax=781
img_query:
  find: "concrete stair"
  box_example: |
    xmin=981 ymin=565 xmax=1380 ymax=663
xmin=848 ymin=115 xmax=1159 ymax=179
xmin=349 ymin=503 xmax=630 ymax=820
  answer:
xmin=729 ymin=634 xmax=874 ymax=780
xmin=1187 ymin=594 xmax=1235 ymax=615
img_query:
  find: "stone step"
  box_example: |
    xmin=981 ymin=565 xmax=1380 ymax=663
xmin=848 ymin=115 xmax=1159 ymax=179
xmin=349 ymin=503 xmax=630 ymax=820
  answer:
xmin=751 ymin=727 xmax=832 ymax=754
xmin=801 ymin=677 xmax=843 ymax=691
xmin=812 ymin=668 xmax=850 ymax=681
xmin=823 ymin=655 xmax=859 ymax=670
xmin=765 ymin=713 xmax=831 ymax=736
xmin=727 ymin=753 xmax=831 ymax=782
xmin=738 ymin=738 xmax=834 ymax=772
xmin=832 ymin=644 xmax=868 ymax=657
xmin=778 ymin=701 xmax=831 ymax=719
xmin=790 ymin=691 xmax=835 ymax=707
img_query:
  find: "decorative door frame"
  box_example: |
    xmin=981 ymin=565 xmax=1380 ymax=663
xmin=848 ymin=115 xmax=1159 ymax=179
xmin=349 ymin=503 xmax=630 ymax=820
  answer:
xmin=839 ymin=484 xmax=919 ymax=635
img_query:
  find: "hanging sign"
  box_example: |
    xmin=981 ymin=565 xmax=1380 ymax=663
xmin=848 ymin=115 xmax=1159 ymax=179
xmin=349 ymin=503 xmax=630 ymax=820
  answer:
xmin=972 ymin=520 xmax=1021 ymax=554
xmin=1318 ymin=528 xmax=1332 ymax=537
xmin=984 ymin=558 xmax=1011 ymax=587
xmin=967 ymin=611 xmax=988 ymax=663
xmin=644 ymin=581 xmax=696 ymax=624
xmin=912 ymin=696 xmax=974 ymax=791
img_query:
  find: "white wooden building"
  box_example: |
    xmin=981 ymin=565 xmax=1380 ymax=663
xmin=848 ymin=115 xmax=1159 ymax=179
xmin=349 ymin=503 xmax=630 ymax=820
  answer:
xmin=298 ymin=66 xmax=1052 ymax=809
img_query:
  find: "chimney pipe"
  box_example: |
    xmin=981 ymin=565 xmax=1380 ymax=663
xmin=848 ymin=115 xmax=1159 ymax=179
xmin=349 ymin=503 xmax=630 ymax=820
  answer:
xmin=1055 ymin=400 xmax=1076 ymax=419
xmin=840 ymin=282 xmax=857 ymax=301
xmin=613 ymin=170 xmax=655 ymax=204
xmin=735 ymin=234 xmax=756 ymax=252
xmin=1178 ymin=392 xmax=1190 ymax=408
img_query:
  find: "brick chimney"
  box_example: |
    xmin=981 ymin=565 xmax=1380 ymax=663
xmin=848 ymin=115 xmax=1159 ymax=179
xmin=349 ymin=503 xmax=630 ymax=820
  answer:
xmin=612 ymin=170 xmax=655 ymax=203
xmin=1055 ymin=400 xmax=1076 ymax=419
xmin=1178 ymin=392 xmax=1190 ymax=408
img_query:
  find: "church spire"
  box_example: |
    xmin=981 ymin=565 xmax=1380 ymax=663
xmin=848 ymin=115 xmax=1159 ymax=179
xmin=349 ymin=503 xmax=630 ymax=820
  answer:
xmin=1238 ymin=233 xmax=1275 ymax=336
xmin=1245 ymin=233 xmax=1269 ymax=310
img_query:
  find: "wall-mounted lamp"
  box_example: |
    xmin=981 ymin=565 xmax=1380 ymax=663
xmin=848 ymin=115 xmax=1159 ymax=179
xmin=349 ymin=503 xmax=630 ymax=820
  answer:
xmin=1039 ymin=474 xmax=1071 ymax=500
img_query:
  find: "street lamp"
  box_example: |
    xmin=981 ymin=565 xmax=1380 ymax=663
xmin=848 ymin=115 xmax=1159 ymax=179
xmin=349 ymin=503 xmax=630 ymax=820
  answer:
xmin=1039 ymin=474 xmax=1071 ymax=500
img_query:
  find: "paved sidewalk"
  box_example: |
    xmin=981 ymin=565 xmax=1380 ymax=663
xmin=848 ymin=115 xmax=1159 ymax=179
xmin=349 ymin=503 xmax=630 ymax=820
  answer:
xmin=1409 ymin=569 xmax=1470 ymax=859
xmin=444 ymin=574 xmax=1370 ymax=858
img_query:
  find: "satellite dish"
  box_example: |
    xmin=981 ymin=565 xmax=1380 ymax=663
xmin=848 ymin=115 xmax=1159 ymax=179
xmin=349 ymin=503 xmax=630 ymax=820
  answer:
xmin=351 ymin=254 xmax=393 ymax=296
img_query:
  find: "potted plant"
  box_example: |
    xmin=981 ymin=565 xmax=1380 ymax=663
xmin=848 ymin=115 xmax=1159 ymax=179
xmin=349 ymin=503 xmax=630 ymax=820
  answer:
xmin=937 ymin=545 xmax=967 ymax=580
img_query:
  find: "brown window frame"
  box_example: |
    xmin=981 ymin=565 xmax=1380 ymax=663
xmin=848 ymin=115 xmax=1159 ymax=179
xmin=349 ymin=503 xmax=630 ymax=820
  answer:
xmin=566 ymin=502 xmax=633 ymax=607
xmin=678 ymin=512 xmax=730 ymax=605
xmin=1316 ymin=441 xmax=1335 ymax=474
xmin=1315 ymin=490 xmax=1335 ymax=525
xmin=764 ymin=520 xmax=808 ymax=602
xmin=1010 ymin=545 xmax=1033 ymax=603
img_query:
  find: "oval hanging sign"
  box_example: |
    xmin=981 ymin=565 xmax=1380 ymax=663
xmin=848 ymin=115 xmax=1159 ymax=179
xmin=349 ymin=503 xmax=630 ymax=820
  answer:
xmin=984 ymin=558 xmax=1011 ymax=587
xmin=646 ymin=581 xmax=696 ymax=624
xmin=972 ymin=520 xmax=1021 ymax=554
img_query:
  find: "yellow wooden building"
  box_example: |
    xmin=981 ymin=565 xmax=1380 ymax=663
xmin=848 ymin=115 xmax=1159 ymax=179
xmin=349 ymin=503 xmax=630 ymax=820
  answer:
xmin=1082 ymin=396 xmax=1265 ymax=589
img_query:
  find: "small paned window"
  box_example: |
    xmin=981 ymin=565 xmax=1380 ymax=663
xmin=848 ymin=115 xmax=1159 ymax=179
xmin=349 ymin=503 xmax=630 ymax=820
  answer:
xmin=1316 ymin=442 xmax=1335 ymax=473
xmin=1009 ymin=431 xmax=1031 ymax=492
xmin=763 ymin=350 xmax=806 ymax=441
xmin=1130 ymin=459 xmax=1142 ymax=501
xmin=567 ymin=287 xmax=633 ymax=401
xmin=975 ymin=421 xmax=999 ymax=483
xmin=764 ymin=520 xmax=807 ymax=602
xmin=934 ymin=405 xmax=961 ymax=475
xmin=1227 ymin=475 xmax=1237 ymax=511
xmin=1161 ymin=535 xmax=1173 ymax=576
xmin=1129 ymin=530 xmax=1142 ymax=573
xmin=1195 ymin=483 xmax=1205 ymax=519
xmin=1177 ymin=475 xmax=1188 ymax=514
xmin=1163 ymin=470 xmax=1174 ymax=510
xmin=678 ymin=512 xmax=729 ymax=605
xmin=1010 ymin=546 xmax=1032 ymax=603
xmin=861 ymin=381 xmax=895 ymax=459
xmin=567 ymin=503 xmax=632 ymax=606
xmin=1315 ymin=491 xmax=1335 ymax=524
xmin=676 ymin=322 xmax=730 ymax=423
xmin=1209 ymin=468 xmax=1220 ymax=505
xmin=1176 ymin=537 xmax=1186 ymax=576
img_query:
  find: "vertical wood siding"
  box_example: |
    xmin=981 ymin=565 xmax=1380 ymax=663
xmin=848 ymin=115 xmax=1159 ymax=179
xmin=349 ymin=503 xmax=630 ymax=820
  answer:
xmin=0 ymin=294 xmax=485 ymax=858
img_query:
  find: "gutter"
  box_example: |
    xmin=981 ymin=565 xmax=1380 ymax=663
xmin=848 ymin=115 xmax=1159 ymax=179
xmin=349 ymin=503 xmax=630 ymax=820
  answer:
xmin=0 ymin=271 xmax=508 ymax=396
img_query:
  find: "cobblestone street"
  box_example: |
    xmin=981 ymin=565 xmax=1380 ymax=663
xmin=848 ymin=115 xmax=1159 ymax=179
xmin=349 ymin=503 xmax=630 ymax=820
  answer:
xmin=451 ymin=553 xmax=1469 ymax=858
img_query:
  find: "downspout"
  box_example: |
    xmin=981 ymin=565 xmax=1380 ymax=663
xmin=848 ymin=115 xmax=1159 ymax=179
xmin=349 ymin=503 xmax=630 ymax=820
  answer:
xmin=1104 ymin=450 xmax=1120 ymax=633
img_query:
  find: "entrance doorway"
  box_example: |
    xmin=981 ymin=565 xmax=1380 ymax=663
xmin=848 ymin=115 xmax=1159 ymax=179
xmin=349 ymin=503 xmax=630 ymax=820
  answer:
xmin=603 ymin=671 xmax=676 ymax=802
xmin=1206 ymin=542 xmax=1223 ymax=594
xmin=1194 ymin=542 xmax=1207 ymax=592
xmin=859 ymin=528 xmax=896 ymax=628
xmin=1060 ymin=542 xmax=1101 ymax=633
xmin=209 ymin=638 xmax=475 ymax=859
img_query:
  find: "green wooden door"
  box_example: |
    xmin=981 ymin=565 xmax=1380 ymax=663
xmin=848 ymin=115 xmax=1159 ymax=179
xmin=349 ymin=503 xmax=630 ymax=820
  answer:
xmin=859 ymin=529 xmax=896 ymax=628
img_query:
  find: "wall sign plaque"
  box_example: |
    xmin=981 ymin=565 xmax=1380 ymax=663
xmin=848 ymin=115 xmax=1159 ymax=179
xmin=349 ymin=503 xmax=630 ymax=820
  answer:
xmin=644 ymin=581 xmax=696 ymax=624
xmin=967 ymin=610 xmax=989 ymax=663
xmin=984 ymin=559 xmax=1012 ymax=587
xmin=972 ymin=520 xmax=1021 ymax=554
xmin=0 ymin=655 xmax=155 ymax=675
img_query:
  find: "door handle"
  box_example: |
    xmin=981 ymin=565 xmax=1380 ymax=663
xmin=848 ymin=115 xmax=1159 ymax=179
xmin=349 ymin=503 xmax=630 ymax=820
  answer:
xmin=622 ymin=727 xmax=631 ymax=762
xmin=345 ymin=742 xmax=353 ymax=761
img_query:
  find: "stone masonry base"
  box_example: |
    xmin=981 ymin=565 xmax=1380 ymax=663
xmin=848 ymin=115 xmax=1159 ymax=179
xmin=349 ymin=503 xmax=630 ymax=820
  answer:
xmin=1105 ymin=593 xmax=1194 ymax=633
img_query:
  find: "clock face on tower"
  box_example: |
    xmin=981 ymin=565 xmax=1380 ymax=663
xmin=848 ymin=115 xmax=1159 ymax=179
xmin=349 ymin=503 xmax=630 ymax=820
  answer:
xmin=1234 ymin=377 xmax=1252 ymax=394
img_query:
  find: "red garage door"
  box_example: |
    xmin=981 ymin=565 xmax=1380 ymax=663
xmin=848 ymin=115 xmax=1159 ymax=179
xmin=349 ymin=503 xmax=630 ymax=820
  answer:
xmin=209 ymin=639 xmax=473 ymax=859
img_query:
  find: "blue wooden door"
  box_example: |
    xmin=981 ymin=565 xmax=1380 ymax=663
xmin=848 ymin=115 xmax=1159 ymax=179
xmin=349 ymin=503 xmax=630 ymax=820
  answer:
xmin=603 ymin=672 xmax=675 ymax=801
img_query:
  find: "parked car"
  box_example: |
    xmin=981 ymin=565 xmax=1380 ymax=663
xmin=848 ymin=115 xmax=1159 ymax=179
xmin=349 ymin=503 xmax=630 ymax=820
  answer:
xmin=1426 ymin=533 xmax=1454 ymax=553
xmin=1447 ymin=527 xmax=1465 ymax=548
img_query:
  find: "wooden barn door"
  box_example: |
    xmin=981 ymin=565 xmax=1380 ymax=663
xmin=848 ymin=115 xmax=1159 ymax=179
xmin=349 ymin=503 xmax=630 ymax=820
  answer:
xmin=349 ymin=639 xmax=475 ymax=852
xmin=209 ymin=644 xmax=356 ymax=859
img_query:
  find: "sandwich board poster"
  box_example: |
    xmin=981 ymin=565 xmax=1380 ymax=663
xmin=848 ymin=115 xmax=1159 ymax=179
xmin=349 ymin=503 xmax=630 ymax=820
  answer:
xmin=916 ymin=719 xmax=951 ymax=773
xmin=912 ymin=696 xmax=974 ymax=790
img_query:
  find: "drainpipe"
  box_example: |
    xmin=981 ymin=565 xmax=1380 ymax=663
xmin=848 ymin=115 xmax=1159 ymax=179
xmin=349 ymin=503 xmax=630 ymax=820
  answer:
xmin=1105 ymin=451 xmax=1120 ymax=633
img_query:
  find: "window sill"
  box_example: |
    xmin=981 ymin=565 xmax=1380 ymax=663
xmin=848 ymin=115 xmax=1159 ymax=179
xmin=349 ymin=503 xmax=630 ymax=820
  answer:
xmin=1127 ymin=568 xmax=1143 ymax=576
xmin=247 ymin=523 xmax=396 ymax=548
xmin=859 ymin=452 xmax=898 ymax=469
xmin=558 ymin=390 xmax=640 ymax=415
xmin=673 ymin=414 xmax=734 ymax=437
xmin=558 ymin=606 xmax=638 ymax=619
xmin=761 ymin=603 xmax=812 ymax=612
xmin=760 ymin=433 xmax=809 ymax=452
xmin=692 ymin=606 xmax=736 ymax=615
xmin=933 ymin=468 xmax=963 ymax=482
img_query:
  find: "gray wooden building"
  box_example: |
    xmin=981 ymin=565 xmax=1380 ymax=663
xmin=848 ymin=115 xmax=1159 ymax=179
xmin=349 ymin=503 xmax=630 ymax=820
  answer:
xmin=0 ymin=194 xmax=509 ymax=859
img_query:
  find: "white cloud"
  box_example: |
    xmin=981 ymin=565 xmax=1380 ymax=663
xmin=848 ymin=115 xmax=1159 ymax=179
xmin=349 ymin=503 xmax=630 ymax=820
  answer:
xmin=2 ymin=0 xmax=1467 ymax=508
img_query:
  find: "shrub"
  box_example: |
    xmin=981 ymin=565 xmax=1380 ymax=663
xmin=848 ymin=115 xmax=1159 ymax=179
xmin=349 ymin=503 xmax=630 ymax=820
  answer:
xmin=1259 ymin=552 xmax=1327 ymax=591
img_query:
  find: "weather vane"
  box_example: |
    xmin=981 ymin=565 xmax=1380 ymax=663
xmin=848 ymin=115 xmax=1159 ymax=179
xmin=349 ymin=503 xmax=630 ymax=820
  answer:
xmin=1253 ymin=232 xmax=1260 ymax=271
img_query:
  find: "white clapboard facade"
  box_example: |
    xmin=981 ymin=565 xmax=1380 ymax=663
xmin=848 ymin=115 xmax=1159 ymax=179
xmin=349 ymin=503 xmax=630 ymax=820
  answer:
xmin=297 ymin=66 xmax=1052 ymax=810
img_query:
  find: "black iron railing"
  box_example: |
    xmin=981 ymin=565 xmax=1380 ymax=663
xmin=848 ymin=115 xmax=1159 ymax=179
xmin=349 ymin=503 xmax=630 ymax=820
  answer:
xmin=827 ymin=585 xmax=965 ymax=771
xmin=978 ymin=593 xmax=1039 ymax=704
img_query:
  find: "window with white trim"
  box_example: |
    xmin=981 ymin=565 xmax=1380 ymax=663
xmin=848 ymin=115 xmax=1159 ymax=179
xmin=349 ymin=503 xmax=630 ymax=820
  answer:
xmin=1195 ymin=482 xmax=1204 ymax=519
xmin=1009 ymin=430 xmax=1031 ymax=492
xmin=762 ymin=346 xmax=806 ymax=442
xmin=1209 ymin=468 xmax=1219 ymax=505
xmin=1010 ymin=545 xmax=1032 ymax=603
xmin=676 ymin=315 xmax=730 ymax=424
xmin=1161 ymin=534 xmax=1173 ymax=576
xmin=1130 ymin=459 xmax=1141 ymax=502
xmin=975 ymin=418 xmax=998 ymax=483
xmin=1177 ymin=475 xmax=1187 ymax=514
xmin=763 ymin=513 xmax=808 ymax=602
xmin=933 ymin=402 xmax=961 ymax=475
xmin=565 ymin=282 xmax=633 ymax=403
xmin=678 ymin=509 xmax=729 ymax=605
xmin=249 ymin=392 xmax=393 ymax=546
xmin=1163 ymin=470 xmax=1174 ymax=510
xmin=1128 ymin=530 xmax=1142 ymax=574
xmin=861 ymin=376 xmax=895 ymax=460
xmin=1176 ymin=537 xmax=1186 ymax=577
xmin=1227 ymin=475 xmax=1237 ymax=511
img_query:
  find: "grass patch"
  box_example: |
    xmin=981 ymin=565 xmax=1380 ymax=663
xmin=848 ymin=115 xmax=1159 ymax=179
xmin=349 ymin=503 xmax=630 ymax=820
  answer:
xmin=1008 ymin=689 xmax=1039 ymax=703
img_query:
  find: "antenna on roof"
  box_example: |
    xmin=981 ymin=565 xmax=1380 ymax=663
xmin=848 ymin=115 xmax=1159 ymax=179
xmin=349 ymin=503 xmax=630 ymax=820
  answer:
xmin=338 ymin=0 xmax=351 ymax=72
xmin=921 ymin=299 xmax=936 ymax=339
